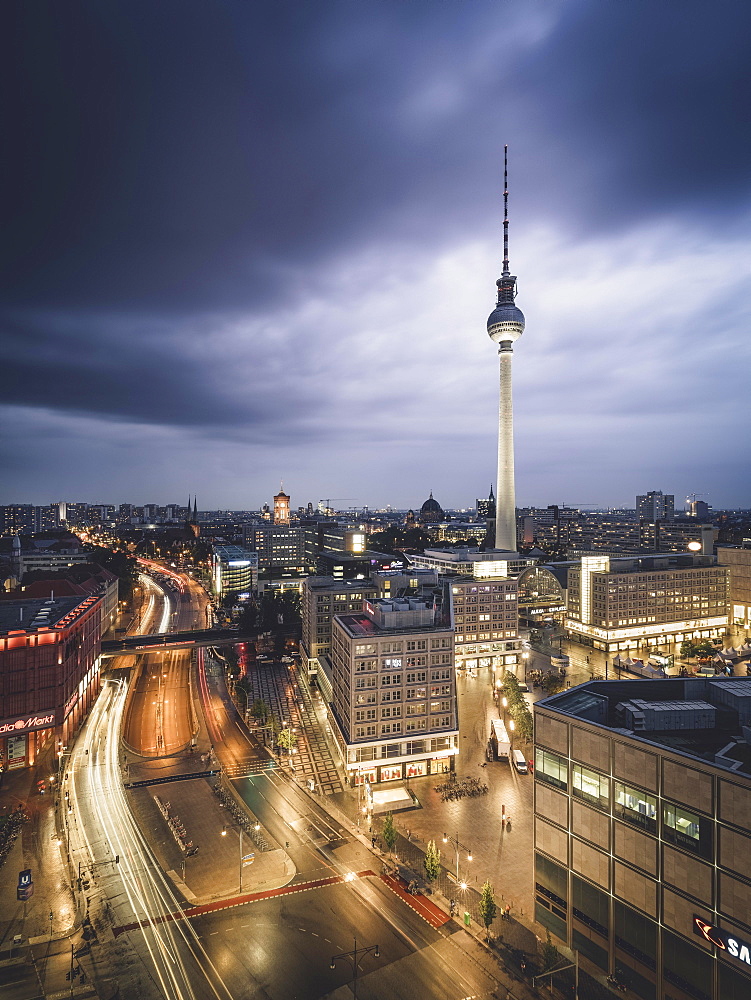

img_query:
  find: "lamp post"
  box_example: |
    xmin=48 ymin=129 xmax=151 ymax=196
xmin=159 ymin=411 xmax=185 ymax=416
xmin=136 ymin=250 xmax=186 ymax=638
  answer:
xmin=442 ymin=831 xmax=472 ymax=884
xmin=221 ymin=823 xmax=250 ymax=893
xmin=329 ymin=938 xmax=380 ymax=1000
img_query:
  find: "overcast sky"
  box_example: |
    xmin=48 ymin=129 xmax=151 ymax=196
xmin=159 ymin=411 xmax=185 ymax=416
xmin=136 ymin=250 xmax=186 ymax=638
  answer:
xmin=2 ymin=1 xmax=749 ymax=512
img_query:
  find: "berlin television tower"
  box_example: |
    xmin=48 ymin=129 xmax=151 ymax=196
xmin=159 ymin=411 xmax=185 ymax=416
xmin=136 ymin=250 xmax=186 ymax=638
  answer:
xmin=487 ymin=146 xmax=525 ymax=552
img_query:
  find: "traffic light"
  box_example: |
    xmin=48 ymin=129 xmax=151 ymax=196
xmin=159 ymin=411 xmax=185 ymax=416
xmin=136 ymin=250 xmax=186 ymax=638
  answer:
xmin=65 ymin=972 xmax=71 ymax=981
xmin=115 ymin=855 xmax=119 ymax=864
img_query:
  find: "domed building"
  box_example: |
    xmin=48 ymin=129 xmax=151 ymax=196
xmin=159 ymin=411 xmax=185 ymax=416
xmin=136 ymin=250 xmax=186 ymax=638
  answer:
xmin=419 ymin=492 xmax=444 ymax=524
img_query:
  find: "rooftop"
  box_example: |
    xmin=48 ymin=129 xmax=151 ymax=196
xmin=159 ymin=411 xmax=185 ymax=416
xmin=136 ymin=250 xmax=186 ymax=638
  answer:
xmin=0 ymin=597 xmax=89 ymax=635
xmin=336 ymin=608 xmax=451 ymax=638
xmin=537 ymin=677 xmax=751 ymax=777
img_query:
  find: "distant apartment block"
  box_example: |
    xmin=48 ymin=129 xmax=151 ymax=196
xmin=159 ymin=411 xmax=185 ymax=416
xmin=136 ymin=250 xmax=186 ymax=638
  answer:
xmin=638 ymin=492 xmax=675 ymax=522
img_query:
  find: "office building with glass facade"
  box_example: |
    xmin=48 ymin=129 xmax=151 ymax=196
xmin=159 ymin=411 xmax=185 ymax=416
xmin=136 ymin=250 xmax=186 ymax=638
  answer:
xmin=534 ymin=677 xmax=751 ymax=1000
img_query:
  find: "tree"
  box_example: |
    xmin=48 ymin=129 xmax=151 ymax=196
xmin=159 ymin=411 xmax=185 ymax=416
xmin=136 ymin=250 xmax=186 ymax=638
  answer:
xmin=423 ymin=839 xmax=441 ymax=884
xmin=381 ymin=812 xmax=397 ymax=856
xmin=541 ymin=930 xmax=560 ymax=972
xmin=277 ymin=728 xmax=297 ymax=754
xmin=251 ymin=699 xmax=270 ymax=723
xmin=680 ymin=639 xmax=697 ymax=660
xmin=479 ymin=880 xmax=497 ymax=940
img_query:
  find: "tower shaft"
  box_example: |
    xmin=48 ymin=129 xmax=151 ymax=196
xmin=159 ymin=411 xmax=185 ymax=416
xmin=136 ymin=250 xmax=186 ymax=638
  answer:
xmin=495 ymin=347 xmax=516 ymax=551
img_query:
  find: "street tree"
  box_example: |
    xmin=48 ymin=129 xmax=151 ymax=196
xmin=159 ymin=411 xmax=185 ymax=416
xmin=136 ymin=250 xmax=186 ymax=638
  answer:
xmin=541 ymin=930 xmax=560 ymax=972
xmin=251 ymin=699 xmax=270 ymax=723
xmin=277 ymin=728 xmax=297 ymax=754
xmin=479 ymin=880 xmax=497 ymax=940
xmin=423 ymin=839 xmax=441 ymax=884
xmin=381 ymin=812 xmax=397 ymax=856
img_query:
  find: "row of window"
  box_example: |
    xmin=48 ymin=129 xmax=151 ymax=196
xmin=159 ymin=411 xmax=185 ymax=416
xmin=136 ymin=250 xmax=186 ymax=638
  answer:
xmin=535 ymin=749 xmax=711 ymax=858
xmin=354 ymin=718 xmax=453 ymax=739
xmin=353 ymin=638 xmax=450 ymax=655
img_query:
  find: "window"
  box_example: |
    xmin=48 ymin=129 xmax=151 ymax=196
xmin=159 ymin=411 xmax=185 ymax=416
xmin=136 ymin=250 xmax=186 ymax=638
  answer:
xmin=406 ymin=687 xmax=426 ymax=700
xmin=406 ymin=671 xmax=426 ymax=683
xmin=406 ymin=740 xmax=425 ymax=755
xmin=614 ymin=901 xmax=656 ymax=971
xmin=355 ymin=644 xmax=376 ymax=656
xmin=406 ymin=704 xmax=425 ymax=716
xmin=383 ymin=657 xmax=402 ymax=669
xmin=535 ymin=748 xmax=567 ymax=790
xmin=614 ymin=782 xmax=657 ymax=833
xmin=573 ymin=875 xmax=609 ymax=938
xmin=663 ymin=802 xmax=711 ymax=858
xmin=572 ymin=763 xmax=609 ymax=811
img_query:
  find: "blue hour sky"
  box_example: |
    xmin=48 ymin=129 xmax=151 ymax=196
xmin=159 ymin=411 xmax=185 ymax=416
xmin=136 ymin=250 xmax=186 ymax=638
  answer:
xmin=1 ymin=1 xmax=749 ymax=512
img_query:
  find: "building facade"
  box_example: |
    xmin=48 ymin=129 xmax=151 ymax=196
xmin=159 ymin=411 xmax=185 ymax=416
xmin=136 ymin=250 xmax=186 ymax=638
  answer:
xmin=300 ymin=576 xmax=378 ymax=691
xmin=566 ymin=554 xmax=729 ymax=656
xmin=718 ymin=546 xmax=751 ymax=629
xmin=449 ymin=576 xmax=522 ymax=673
xmin=0 ymin=595 xmax=103 ymax=771
xmin=211 ymin=544 xmax=258 ymax=599
xmin=534 ymin=677 xmax=751 ymax=1000
xmin=328 ymin=598 xmax=458 ymax=786
xmin=638 ymin=492 xmax=676 ymax=522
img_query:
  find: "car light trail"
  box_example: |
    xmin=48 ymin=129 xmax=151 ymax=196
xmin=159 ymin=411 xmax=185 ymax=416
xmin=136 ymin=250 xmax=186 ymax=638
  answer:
xmin=68 ymin=679 xmax=234 ymax=1000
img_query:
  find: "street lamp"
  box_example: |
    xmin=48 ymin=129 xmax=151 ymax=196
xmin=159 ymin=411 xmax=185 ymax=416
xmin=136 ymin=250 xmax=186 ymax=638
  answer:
xmin=221 ymin=823 xmax=252 ymax=893
xmin=330 ymin=937 xmax=380 ymax=1000
xmin=442 ymin=831 xmax=472 ymax=884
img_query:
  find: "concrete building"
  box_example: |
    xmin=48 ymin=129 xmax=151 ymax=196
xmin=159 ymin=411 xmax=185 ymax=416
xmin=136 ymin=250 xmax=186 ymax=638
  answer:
xmin=638 ymin=492 xmax=676 ymax=522
xmin=486 ymin=146 xmax=525 ymax=552
xmin=243 ymin=521 xmax=308 ymax=574
xmin=211 ymin=544 xmax=258 ymax=599
xmin=0 ymin=594 xmax=103 ymax=770
xmin=565 ymin=553 xmax=729 ymax=656
xmin=534 ymin=677 xmax=751 ymax=1000
xmin=300 ymin=576 xmax=378 ymax=690
xmin=328 ymin=597 xmax=458 ymax=786
xmin=718 ymin=546 xmax=751 ymax=629
xmin=449 ymin=576 xmax=522 ymax=673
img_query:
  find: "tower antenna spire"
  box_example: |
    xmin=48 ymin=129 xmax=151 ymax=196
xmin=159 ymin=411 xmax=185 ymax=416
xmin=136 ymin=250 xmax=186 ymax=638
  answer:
xmin=502 ymin=144 xmax=510 ymax=277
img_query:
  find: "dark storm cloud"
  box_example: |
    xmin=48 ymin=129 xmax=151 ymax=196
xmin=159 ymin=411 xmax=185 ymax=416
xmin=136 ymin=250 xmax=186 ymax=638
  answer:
xmin=1 ymin=1 xmax=750 ymax=505
xmin=0 ymin=308 xmax=325 ymax=431
xmin=513 ymin=1 xmax=751 ymax=229
xmin=2 ymin=1 xmax=749 ymax=315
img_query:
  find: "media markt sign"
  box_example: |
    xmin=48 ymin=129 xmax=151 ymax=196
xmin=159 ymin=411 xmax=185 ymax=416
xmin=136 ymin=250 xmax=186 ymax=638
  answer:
xmin=0 ymin=711 xmax=56 ymax=736
xmin=694 ymin=915 xmax=751 ymax=967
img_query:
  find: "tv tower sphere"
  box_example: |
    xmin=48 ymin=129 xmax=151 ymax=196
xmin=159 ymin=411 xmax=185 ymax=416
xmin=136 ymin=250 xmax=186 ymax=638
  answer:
xmin=487 ymin=293 xmax=525 ymax=345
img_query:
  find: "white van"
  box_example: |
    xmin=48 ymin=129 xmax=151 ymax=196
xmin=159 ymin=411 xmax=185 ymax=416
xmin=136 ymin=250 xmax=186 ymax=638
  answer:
xmin=512 ymin=749 xmax=528 ymax=773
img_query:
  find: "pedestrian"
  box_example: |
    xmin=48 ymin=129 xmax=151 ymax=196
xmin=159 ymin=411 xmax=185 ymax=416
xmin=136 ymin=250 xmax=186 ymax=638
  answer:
xmin=504 ymin=903 xmax=511 ymax=920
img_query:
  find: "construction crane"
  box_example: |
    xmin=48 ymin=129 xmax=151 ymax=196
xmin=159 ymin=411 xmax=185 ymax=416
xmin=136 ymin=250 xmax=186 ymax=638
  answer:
xmin=685 ymin=493 xmax=708 ymax=504
xmin=319 ymin=498 xmax=358 ymax=514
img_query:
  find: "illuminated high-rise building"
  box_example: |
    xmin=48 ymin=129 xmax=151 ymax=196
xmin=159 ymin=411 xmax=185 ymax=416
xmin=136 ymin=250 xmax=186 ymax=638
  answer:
xmin=487 ymin=146 xmax=525 ymax=552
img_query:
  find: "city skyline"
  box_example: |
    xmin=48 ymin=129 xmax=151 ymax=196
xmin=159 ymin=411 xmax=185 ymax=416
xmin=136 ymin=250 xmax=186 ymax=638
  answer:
xmin=2 ymin=2 xmax=750 ymax=509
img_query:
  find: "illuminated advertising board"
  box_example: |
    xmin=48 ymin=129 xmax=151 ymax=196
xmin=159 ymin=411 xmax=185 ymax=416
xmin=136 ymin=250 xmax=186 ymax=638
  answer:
xmin=693 ymin=915 xmax=751 ymax=967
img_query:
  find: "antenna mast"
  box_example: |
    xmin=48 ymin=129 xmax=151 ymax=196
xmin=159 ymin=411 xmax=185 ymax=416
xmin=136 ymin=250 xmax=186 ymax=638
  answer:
xmin=502 ymin=144 xmax=510 ymax=276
